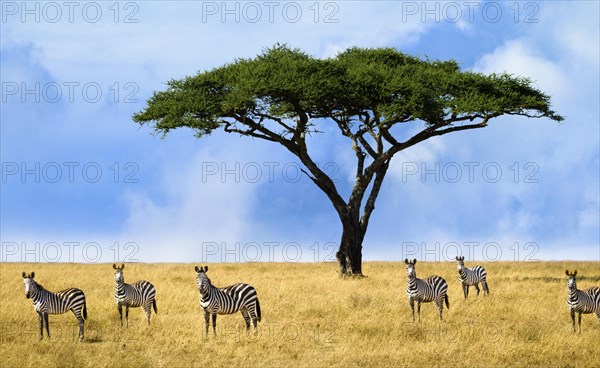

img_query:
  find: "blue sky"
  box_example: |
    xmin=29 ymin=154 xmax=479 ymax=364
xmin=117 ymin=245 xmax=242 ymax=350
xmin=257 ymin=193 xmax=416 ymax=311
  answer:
xmin=1 ymin=1 xmax=598 ymax=264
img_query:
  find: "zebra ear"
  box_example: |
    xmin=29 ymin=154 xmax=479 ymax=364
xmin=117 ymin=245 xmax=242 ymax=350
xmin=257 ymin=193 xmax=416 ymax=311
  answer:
xmin=22 ymin=271 xmax=27 ymax=278
xmin=113 ymin=263 xmax=117 ymax=269
xmin=195 ymin=266 xmax=200 ymax=273
xmin=413 ymin=259 xmax=417 ymax=264
xmin=573 ymin=270 xmax=577 ymax=276
xmin=455 ymin=256 xmax=459 ymax=261
xmin=404 ymin=258 xmax=409 ymax=264
xmin=204 ymin=266 xmax=208 ymax=272
xmin=121 ymin=264 xmax=125 ymax=269
xmin=31 ymin=271 xmax=35 ymax=279
xmin=565 ymin=270 xmax=570 ymax=276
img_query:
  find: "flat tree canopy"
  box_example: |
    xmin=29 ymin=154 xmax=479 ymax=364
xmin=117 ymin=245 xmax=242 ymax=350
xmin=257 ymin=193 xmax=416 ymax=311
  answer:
xmin=134 ymin=45 xmax=562 ymax=275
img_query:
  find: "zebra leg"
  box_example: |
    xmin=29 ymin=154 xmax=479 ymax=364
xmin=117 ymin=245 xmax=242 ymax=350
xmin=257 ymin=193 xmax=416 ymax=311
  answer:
xmin=211 ymin=313 xmax=217 ymax=336
xmin=241 ymin=308 xmax=251 ymax=331
xmin=570 ymin=309 xmax=576 ymax=333
xmin=204 ymin=310 xmax=210 ymax=337
xmin=475 ymin=283 xmax=481 ymax=296
xmin=44 ymin=313 xmax=50 ymax=338
xmin=37 ymin=312 xmax=44 ymax=340
xmin=482 ymin=280 xmax=489 ymax=295
xmin=437 ymin=300 xmax=443 ymax=320
xmin=125 ymin=306 xmax=130 ymax=328
xmin=74 ymin=310 xmax=84 ymax=341
xmin=417 ymin=301 xmax=422 ymax=323
xmin=409 ymin=298 xmax=415 ymax=322
xmin=462 ymin=284 xmax=468 ymax=299
xmin=144 ymin=304 xmax=151 ymax=326
xmin=578 ymin=312 xmax=582 ymax=335
xmin=248 ymin=307 xmax=258 ymax=333
xmin=118 ymin=303 xmax=123 ymax=328
xmin=79 ymin=316 xmax=84 ymax=341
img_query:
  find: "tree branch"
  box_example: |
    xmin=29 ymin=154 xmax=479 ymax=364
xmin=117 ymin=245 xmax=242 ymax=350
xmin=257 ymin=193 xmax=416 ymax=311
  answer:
xmin=381 ymin=115 xmax=496 ymax=173
xmin=252 ymin=111 xmax=295 ymax=134
xmin=356 ymin=133 xmax=378 ymax=159
xmin=223 ymin=121 xmax=278 ymax=142
xmin=225 ymin=114 xmax=302 ymax=160
xmin=380 ymin=127 xmax=399 ymax=146
xmin=360 ymin=159 xmax=389 ymax=233
xmin=228 ymin=112 xmax=348 ymax=217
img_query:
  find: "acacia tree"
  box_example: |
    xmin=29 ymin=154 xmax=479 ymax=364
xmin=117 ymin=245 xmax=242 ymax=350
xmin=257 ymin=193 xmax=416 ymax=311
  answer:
xmin=133 ymin=45 xmax=562 ymax=275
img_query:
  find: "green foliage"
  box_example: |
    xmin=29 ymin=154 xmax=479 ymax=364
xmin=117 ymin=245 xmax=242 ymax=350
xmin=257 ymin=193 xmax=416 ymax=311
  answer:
xmin=133 ymin=44 xmax=563 ymax=137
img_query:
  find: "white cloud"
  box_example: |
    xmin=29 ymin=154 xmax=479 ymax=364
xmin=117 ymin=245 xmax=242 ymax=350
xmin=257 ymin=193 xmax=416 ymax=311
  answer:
xmin=578 ymin=188 xmax=600 ymax=230
xmin=389 ymin=137 xmax=446 ymax=181
xmin=537 ymin=242 xmax=600 ymax=261
xmin=495 ymin=210 xmax=541 ymax=235
xmin=1 ymin=2 xmax=431 ymax=87
xmin=3 ymin=1 xmax=598 ymax=263
xmin=367 ymin=3 xmax=600 ymax=262
xmin=119 ymin=140 xmax=262 ymax=262
xmin=535 ymin=2 xmax=600 ymax=70
xmin=472 ymin=39 xmax=568 ymax=101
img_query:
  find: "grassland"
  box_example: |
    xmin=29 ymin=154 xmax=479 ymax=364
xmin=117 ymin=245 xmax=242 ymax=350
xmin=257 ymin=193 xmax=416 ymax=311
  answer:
xmin=1 ymin=261 xmax=599 ymax=367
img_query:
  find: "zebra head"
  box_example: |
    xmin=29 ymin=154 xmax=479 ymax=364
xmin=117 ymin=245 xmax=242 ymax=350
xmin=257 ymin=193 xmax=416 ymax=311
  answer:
xmin=113 ymin=263 xmax=125 ymax=284
xmin=565 ymin=270 xmax=577 ymax=290
xmin=404 ymin=259 xmax=417 ymax=279
xmin=195 ymin=266 xmax=210 ymax=294
xmin=455 ymin=256 xmax=465 ymax=271
xmin=22 ymin=271 xmax=36 ymax=299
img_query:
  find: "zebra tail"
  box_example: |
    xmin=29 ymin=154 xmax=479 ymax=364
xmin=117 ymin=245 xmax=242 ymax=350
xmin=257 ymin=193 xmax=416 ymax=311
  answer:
xmin=445 ymin=294 xmax=450 ymax=309
xmin=153 ymin=299 xmax=158 ymax=314
xmin=256 ymin=299 xmax=261 ymax=322
xmin=83 ymin=301 xmax=88 ymax=320
xmin=483 ymin=280 xmax=489 ymax=294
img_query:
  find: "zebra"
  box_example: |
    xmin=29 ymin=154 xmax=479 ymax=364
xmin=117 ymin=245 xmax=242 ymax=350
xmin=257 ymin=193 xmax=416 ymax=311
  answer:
xmin=455 ymin=256 xmax=489 ymax=299
xmin=405 ymin=259 xmax=449 ymax=322
xmin=22 ymin=272 xmax=87 ymax=341
xmin=565 ymin=270 xmax=600 ymax=334
xmin=195 ymin=265 xmax=261 ymax=336
xmin=113 ymin=263 xmax=157 ymax=327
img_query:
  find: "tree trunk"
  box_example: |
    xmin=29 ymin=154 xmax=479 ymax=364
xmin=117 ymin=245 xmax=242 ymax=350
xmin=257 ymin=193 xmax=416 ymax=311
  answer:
xmin=335 ymin=161 xmax=389 ymax=277
xmin=336 ymin=216 xmax=365 ymax=276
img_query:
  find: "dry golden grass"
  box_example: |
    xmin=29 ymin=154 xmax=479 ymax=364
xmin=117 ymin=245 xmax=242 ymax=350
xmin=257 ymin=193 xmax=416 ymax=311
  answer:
xmin=1 ymin=261 xmax=599 ymax=367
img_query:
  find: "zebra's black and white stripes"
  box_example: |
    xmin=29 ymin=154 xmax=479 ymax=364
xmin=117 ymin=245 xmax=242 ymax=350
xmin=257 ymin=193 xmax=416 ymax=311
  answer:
xmin=113 ymin=264 xmax=157 ymax=327
xmin=195 ymin=265 xmax=261 ymax=336
xmin=565 ymin=270 xmax=600 ymax=334
xmin=455 ymin=256 xmax=489 ymax=299
xmin=405 ymin=259 xmax=449 ymax=321
xmin=22 ymin=272 xmax=87 ymax=340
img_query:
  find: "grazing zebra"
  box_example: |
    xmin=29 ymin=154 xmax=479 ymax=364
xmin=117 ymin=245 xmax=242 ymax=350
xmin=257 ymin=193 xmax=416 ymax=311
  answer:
xmin=195 ymin=265 xmax=261 ymax=336
xmin=405 ymin=259 xmax=449 ymax=322
xmin=22 ymin=272 xmax=87 ymax=341
xmin=113 ymin=264 xmax=157 ymax=327
xmin=455 ymin=256 xmax=489 ymax=299
xmin=565 ymin=270 xmax=600 ymax=334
